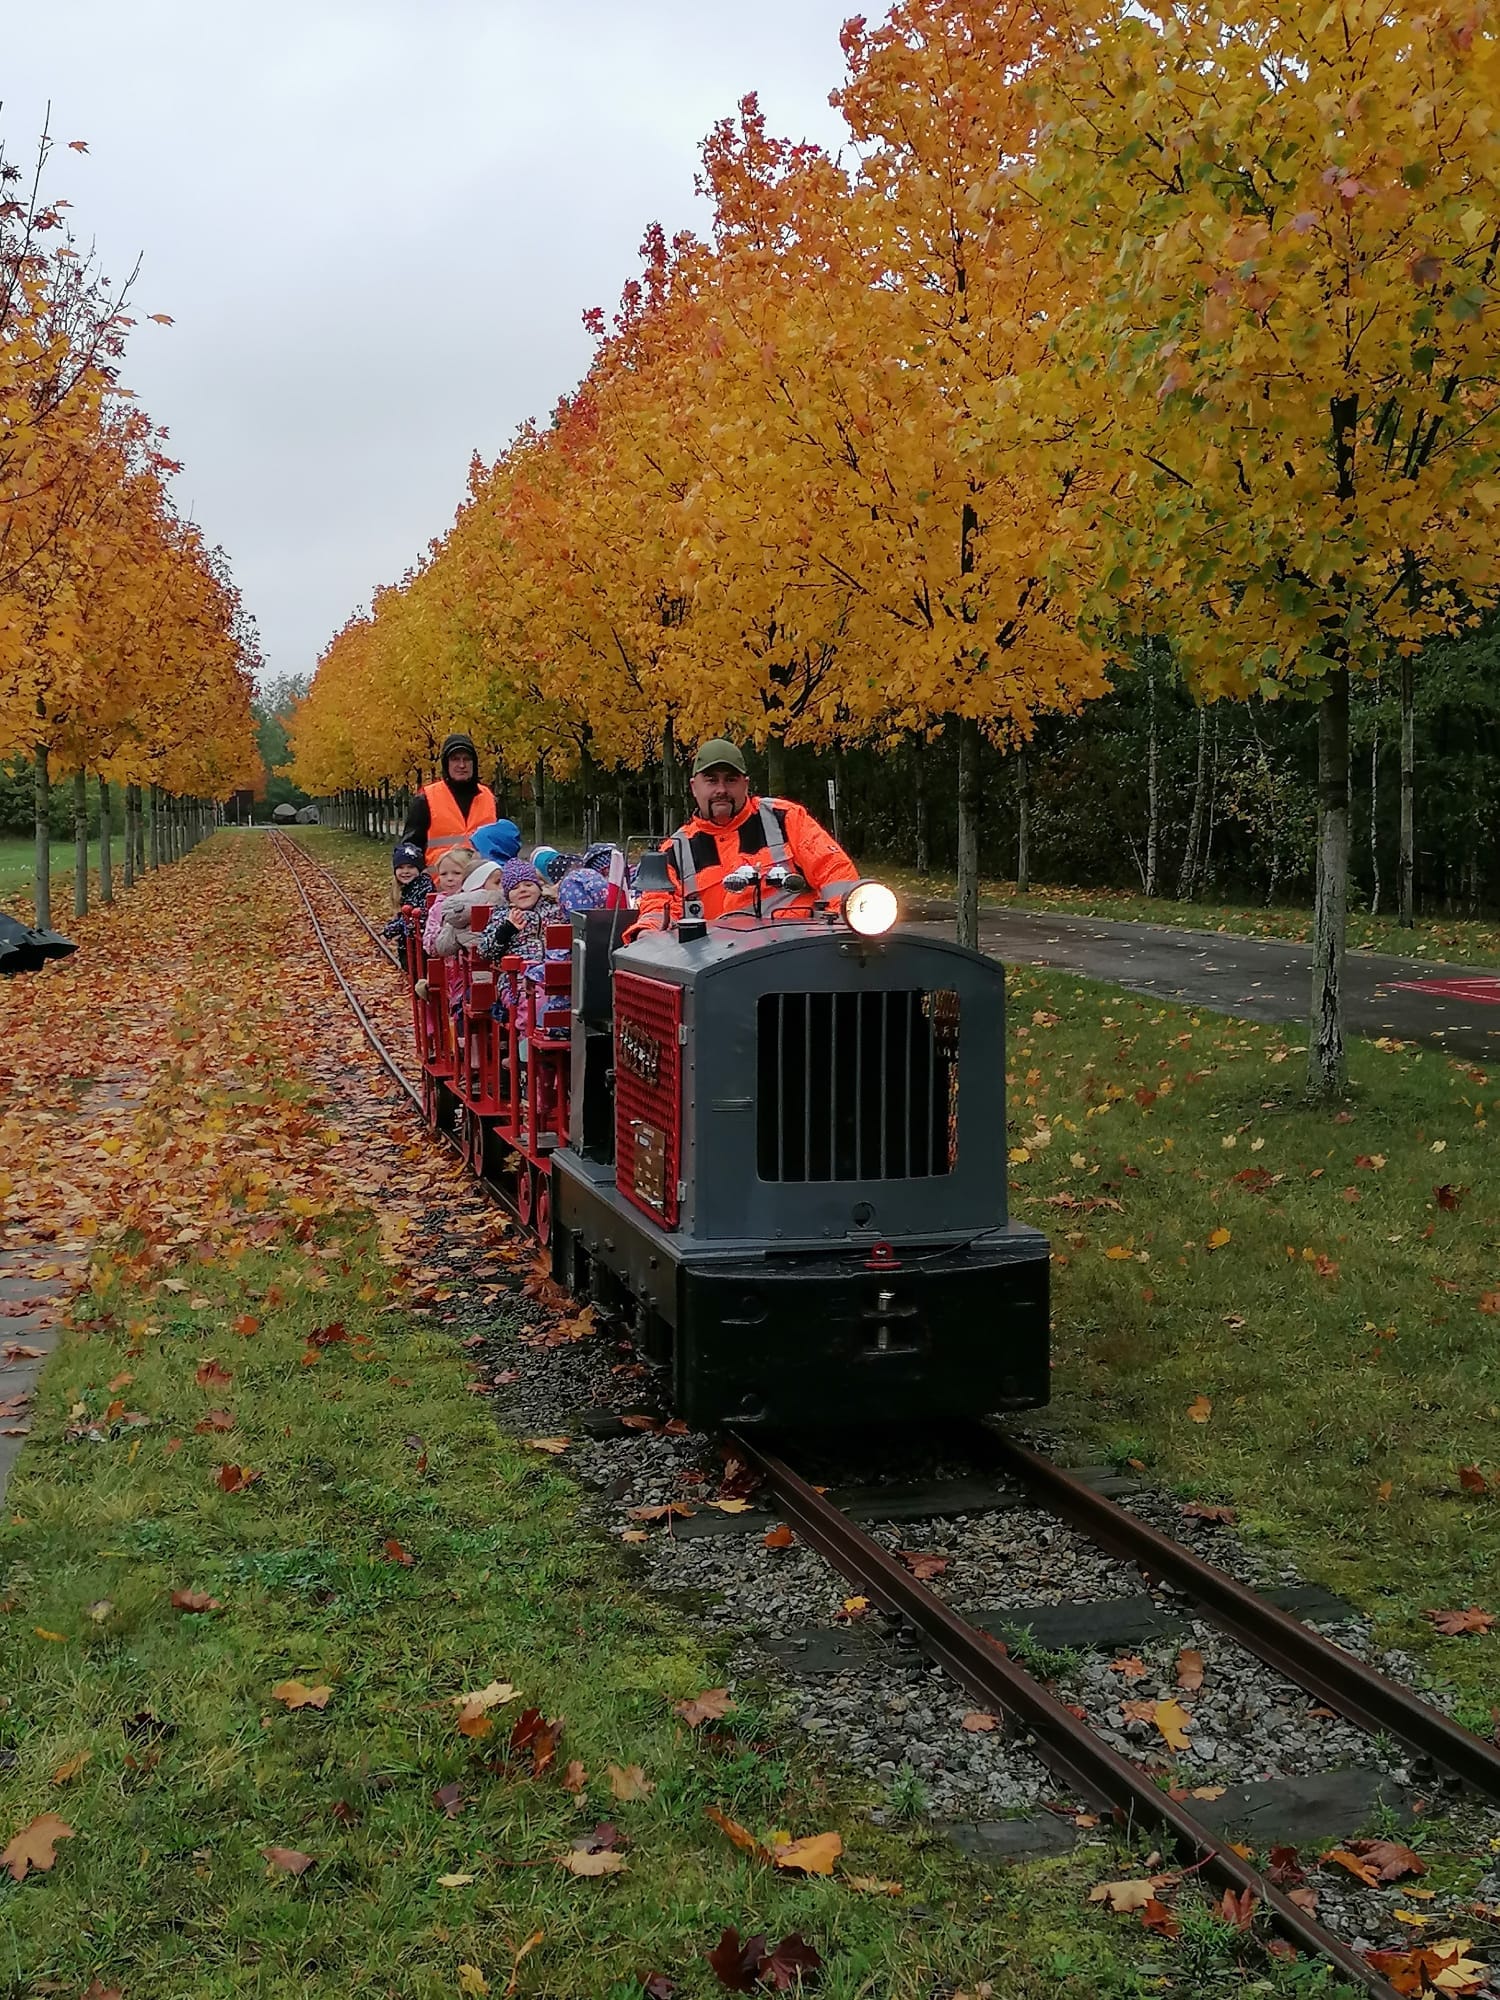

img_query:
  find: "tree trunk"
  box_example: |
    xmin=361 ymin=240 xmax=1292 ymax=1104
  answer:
xmin=830 ymin=751 xmax=844 ymax=849
xmin=532 ymin=759 xmax=545 ymax=847
xmin=73 ymin=770 xmax=89 ymax=918
xmin=1368 ymin=724 xmax=1380 ymax=917
xmin=148 ymin=786 xmax=161 ymax=869
xmin=765 ymin=733 xmax=786 ymax=799
xmin=132 ymin=785 xmax=145 ymax=878
xmin=1177 ymin=705 xmax=1208 ymax=899
xmin=1398 ymin=655 xmax=1415 ymax=927
xmin=956 ymin=716 xmax=981 ymax=950
xmin=117 ymin=780 xmax=131 ymax=892
xmin=914 ymin=740 xmax=930 ymax=876
xmin=1145 ymin=655 xmax=1160 ymax=898
xmin=1201 ymin=710 xmax=1221 ymax=892
xmin=1307 ymin=668 xmax=1350 ymax=1103
xmin=616 ymin=776 xmax=627 ymax=843
xmin=33 ymin=744 xmax=51 ymax=932
xmin=1015 ymin=742 xmax=1031 ymax=896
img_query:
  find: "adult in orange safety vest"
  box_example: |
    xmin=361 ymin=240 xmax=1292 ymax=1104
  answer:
xmin=632 ymin=738 xmax=859 ymax=932
xmin=401 ymin=733 xmax=498 ymax=868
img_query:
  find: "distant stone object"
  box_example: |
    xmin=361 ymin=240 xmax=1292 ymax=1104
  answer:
xmin=0 ymin=913 xmax=77 ymax=976
xmin=294 ymin=805 xmax=321 ymax=825
xmin=271 ymin=803 xmax=299 ymax=823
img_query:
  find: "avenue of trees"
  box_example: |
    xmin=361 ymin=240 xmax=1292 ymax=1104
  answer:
xmin=0 ymin=125 xmax=261 ymax=927
xmin=290 ymin=0 xmax=1500 ymax=1099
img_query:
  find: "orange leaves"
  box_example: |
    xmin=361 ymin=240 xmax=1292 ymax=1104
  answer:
xmin=1206 ymin=1226 xmax=1231 ymax=1251
xmin=262 ymin=1845 xmax=316 ymax=1878
xmin=195 ymin=1358 xmax=233 ymax=1390
xmin=705 ymin=1808 xmax=842 ymax=1876
xmin=1323 ymin=1840 xmax=1426 ymax=1887
xmin=675 ymin=1688 xmax=734 ymax=1728
xmin=169 ymin=1588 xmax=221 ymax=1614
xmin=1424 ymin=1607 xmax=1495 ymax=1637
xmin=1186 ymin=1395 xmax=1212 ymax=1424
xmin=2 ymin=1812 xmax=75 ymax=1881
xmin=1366 ymin=1940 xmax=1488 ymax=1996
xmin=507 ymin=1707 xmax=563 ymax=1778
xmin=761 ymin=1523 xmax=795 ymax=1551
xmin=453 ymin=1681 xmax=520 ymax=1738
xmin=894 ymin=1548 xmax=947 ymax=1581
xmin=1175 ymin=1649 xmax=1205 ymax=1693
xmin=215 ymin=1463 xmax=261 ymax=1494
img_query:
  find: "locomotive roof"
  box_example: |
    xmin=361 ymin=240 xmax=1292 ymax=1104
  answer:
xmin=615 ymin=915 xmax=1005 ymax=988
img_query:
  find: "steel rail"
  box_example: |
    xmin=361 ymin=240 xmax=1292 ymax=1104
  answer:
xmin=272 ymin=834 xmax=423 ymax=1109
xmin=730 ymin=1431 xmax=1403 ymax=1999
xmin=981 ymin=1429 xmax=1500 ymax=1808
xmin=276 ymin=830 xmax=403 ymax=965
xmin=270 ymin=835 xmax=525 ymax=1226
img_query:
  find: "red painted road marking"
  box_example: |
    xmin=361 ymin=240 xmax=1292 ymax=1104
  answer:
xmin=1390 ymin=977 xmax=1500 ymax=1005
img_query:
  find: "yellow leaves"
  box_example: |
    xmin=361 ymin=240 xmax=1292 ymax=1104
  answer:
xmin=555 ymin=1846 xmax=627 ymax=1877
xmin=771 ymin=1830 xmax=843 ymax=1875
xmin=1151 ymin=1698 xmax=1193 ymax=1752
xmin=271 ymin=1679 xmax=333 ymax=1711
xmin=605 ymin=1763 xmax=654 ymax=1802
xmin=453 ymin=1681 xmax=521 ymax=1738
xmin=1207 ymin=1226 xmax=1231 ymax=1250
xmin=1090 ymin=1877 xmax=1157 ymax=1912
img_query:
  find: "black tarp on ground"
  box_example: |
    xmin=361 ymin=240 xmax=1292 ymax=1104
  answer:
xmin=0 ymin=913 xmax=77 ymax=976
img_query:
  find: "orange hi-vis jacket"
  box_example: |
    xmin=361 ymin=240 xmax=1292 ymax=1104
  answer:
xmin=633 ymin=796 xmax=859 ymax=931
xmin=420 ymin=779 xmax=497 ymax=868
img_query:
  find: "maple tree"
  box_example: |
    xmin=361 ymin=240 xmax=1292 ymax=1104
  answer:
xmin=0 ymin=126 xmax=259 ymax=925
xmin=1032 ymin=0 xmax=1500 ymax=1095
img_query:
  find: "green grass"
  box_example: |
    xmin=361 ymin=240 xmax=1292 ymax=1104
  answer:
xmin=879 ymin=864 xmax=1500 ymax=968
xmin=5 ymin=835 xmax=1347 ymax=2000
xmin=0 ymin=833 xmax=129 ymax=916
xmin=1006 ymin=971 xmax=1500 ymax=1723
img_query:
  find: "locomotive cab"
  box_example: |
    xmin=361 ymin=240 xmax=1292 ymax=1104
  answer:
xmin=550 ymin=895 xmax=1050 ymax=1429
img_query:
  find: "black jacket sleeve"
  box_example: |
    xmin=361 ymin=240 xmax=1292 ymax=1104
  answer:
xmin=401 ymin=792 xmax=431 ymax=846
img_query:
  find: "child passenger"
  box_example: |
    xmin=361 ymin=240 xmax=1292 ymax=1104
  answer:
xmin=382 ymin=841 xmax=434 ymax=941
xmin=422 ymin=845 xmax=482 ymax=957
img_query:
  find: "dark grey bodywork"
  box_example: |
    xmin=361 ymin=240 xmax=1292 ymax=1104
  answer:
xmin=550 ymin=911 xmax=1050 ymax=1426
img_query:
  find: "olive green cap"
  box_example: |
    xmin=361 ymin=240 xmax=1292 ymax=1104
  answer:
xmin=691 ymin=738 xmax=748 ymax=777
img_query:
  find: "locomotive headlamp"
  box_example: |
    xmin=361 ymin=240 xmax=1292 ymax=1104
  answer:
xmin=842 ymin=879 xmax=899 ymax=937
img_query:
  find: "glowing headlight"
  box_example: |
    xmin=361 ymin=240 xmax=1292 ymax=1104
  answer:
xmin=843 ymin=879 xmax=899 ymax=937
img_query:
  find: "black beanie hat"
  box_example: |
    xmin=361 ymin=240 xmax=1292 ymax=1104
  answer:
xmin=393 ymin=841 xmax=425 ymax=872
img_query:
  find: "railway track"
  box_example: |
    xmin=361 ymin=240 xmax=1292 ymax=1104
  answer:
xmin=274 ymin=829 xmax=1500 ymax=2000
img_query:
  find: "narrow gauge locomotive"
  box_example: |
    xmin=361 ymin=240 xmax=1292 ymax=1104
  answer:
xmin=407 ymin=859 xmax=1049 ymax=1428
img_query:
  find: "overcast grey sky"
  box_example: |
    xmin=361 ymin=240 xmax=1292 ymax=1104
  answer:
xmin=6 ymin=2 xmax=857 ymax=685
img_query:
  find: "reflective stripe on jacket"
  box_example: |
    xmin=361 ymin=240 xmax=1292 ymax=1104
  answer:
xmin=633 ymin=796 xmax=858 ymax=931
xmin=421 ymin=780 xmax=497 ymax=868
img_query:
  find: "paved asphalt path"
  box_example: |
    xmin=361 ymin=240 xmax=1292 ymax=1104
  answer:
xmin=910 ymin=908 xmax=1500 ymax=1063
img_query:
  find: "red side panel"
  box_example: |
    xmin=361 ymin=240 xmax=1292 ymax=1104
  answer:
xmin=613 ymin=971 xmax=683 ymax=1229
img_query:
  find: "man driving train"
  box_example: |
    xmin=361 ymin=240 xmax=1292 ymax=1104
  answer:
xmin=633 ymin=737 xmax=859 ymax=930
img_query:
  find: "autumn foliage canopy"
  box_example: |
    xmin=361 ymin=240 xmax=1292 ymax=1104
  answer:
xmin=0 ymin=133 xmax=260 ymax=807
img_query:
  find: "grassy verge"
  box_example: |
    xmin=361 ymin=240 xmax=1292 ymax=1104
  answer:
xmin=7 ymin=833 xmax=1333 ymax=2000
xmin=0 ymin=834 xmax=129 ymax=912
xmin=306 ymin=823 xmax=1500 ymax=1710
xmin=1005 ymin=970 xmax=1500 ymax=1725
xmin=877 ymin=864 xmax=1500 ymax=968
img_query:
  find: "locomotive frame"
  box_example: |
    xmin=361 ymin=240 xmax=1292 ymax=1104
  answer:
xmin=405 ymin=883 xmax=1050 ymax=1429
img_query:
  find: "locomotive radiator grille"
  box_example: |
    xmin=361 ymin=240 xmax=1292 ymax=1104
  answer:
xmin=756 ymin=989 xmax=959 ymax=1182
xmin=613 ymin=971 xmax=684 ymax=1228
